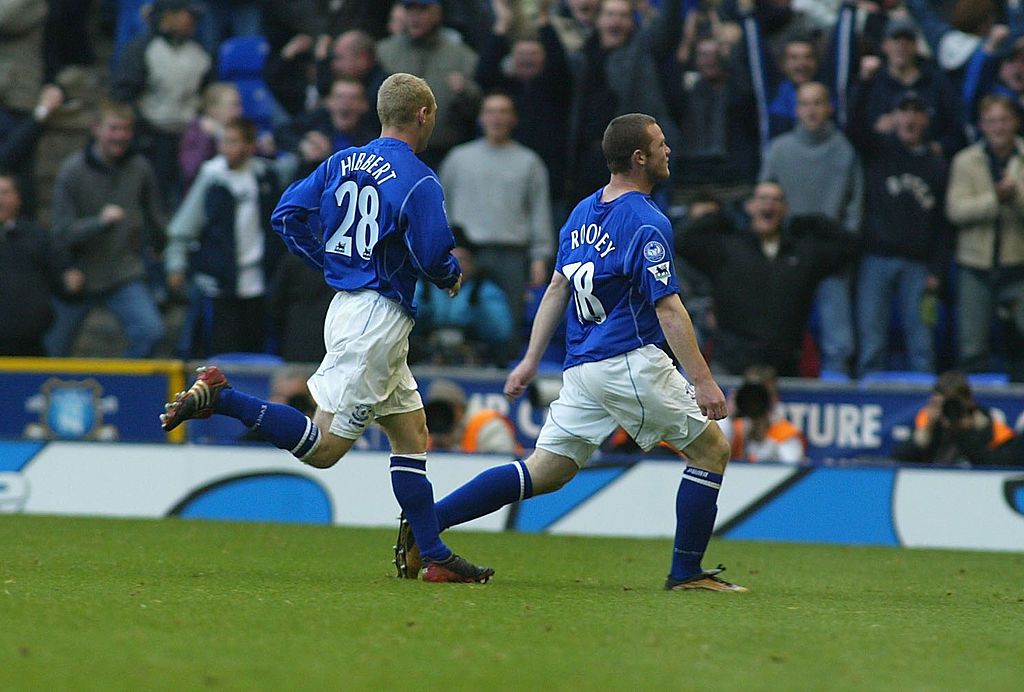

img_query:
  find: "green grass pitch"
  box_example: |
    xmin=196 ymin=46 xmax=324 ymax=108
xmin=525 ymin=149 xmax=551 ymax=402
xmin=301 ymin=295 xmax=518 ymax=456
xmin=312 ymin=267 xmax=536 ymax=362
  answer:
xmin=2 ymin=514 xmax=1021 ymax=691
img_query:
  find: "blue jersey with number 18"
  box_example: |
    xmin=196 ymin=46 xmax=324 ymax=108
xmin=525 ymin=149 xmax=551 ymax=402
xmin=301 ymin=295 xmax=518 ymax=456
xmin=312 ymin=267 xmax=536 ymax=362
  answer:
xmin=556 ymin=189 xmax=680 ymax=368
xmin=271 ymin=137 xmax=460 ymax=317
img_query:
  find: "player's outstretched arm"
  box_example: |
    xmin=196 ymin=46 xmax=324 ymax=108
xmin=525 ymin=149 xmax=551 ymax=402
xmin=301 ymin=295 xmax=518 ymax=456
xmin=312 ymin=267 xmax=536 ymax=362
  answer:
xmin=504 ymin=272 xmax=569 ymax=400
xmin=655 ymin=294 xmax=727 ymax=420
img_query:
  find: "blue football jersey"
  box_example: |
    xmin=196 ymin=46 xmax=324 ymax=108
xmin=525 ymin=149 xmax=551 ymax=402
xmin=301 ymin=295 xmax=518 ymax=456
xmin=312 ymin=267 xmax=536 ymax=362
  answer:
xmin=271 ymin=137 xmax=460 ymax=316
xmin=556 ymin=190 xmax=680 ymax=368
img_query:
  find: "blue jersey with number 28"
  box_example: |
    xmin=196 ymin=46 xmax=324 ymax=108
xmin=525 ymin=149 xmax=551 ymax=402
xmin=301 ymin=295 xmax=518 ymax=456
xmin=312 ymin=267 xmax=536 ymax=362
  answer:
xmin=556 ymin=189 xmax=680 ymax=369
xmin=271 ymin=137 xmax=460 ymax=317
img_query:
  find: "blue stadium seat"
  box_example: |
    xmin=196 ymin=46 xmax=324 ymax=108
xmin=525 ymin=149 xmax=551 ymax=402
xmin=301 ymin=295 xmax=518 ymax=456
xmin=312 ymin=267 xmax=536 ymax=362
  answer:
xmin=859 ymin=371 xmax=937 ymax=388
xmin=218 ymin=36 xmax=269 ymax=81
xmin=217 ymin=36 xmax=280 ymax=133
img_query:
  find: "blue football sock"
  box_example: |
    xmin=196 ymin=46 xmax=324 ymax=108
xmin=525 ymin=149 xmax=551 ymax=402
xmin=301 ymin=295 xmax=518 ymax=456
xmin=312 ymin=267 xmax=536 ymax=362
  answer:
xmin=670 ymin=465 xmax=722 ymax=581
xmin=215 ymin=389 xmax=320 ymax=459
xmin=390 ymin=454 xmax=449 ymax=562
xmin=435 ymin=460 xmax=533 ymax=531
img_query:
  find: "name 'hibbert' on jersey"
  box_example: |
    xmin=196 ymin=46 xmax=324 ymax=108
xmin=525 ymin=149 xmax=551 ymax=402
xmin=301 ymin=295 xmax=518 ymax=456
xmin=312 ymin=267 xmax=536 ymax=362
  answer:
xmin=569 ymin=223 xmax=616 ymax=258
xmin=338 ymin=151 xmax=399 ymax=184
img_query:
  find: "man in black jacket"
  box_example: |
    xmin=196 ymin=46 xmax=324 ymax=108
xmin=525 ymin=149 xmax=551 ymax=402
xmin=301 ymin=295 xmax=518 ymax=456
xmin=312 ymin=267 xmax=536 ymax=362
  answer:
xmin=677 ymin=181 xmax=858 ymax=376
xmin=475 ymin=0 xmax=572 ymax=207
xmin=0 ymin=174 xmax=81 ymax=356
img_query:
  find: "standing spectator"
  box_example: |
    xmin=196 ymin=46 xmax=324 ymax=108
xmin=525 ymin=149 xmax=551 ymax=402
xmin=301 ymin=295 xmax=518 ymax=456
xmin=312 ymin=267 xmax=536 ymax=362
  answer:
xmin=112 ymin=0 xmax=212 ymax=210
xmin=677 ymin=182 xmax=858 ymax=377
xmin=0 ymin=0 xmax=47 ymax=116
xmin=0 ymin=83 xmax=64 ymax=216
xmin=274 ymin=78 xmax=374 ymax=180
xmin=47 ymin=100 xmax=166 ymax=358
xmin=165 ymin=118 xmax=283 ymax=356
xmin=412 ymin=226 xmax=514 ymax=367
xmin=946 ymin=94 xmax=1024 ymax=381
xmin=440 ymin=91 xmax=553 ymax=360
xmin=551 ymin=0 xmax=597 ymax=54
xmin=735 ymin=0 xmax=857 ymax=141
xmin=660 ymin=7 xmax=760 ymax=199
xmin=567 ymin=0 xmax=680 ymax=202
xmin=849 ymin=89 xmax=951 ymax=376
xmin=377 ymin=0 xmax=481 ymax=168
xmin=760 ymin=81 xmax=862 ymax=376
xmin=0 ymin=174 xmax=82 ymax=356
xmin=855 ymin=17 xmax=964 ymax=159
xmin=178 ymin=82 xmax=242 ymax=193
xmin=262 ymin=1 xmax=323 ymax=117
xmin=962 ymin=28 xmax=1024 ymax=130
xmin=475 ymin=0 xmax=572 ymax=209
xmin=317 ymin=29 xmax=389 ymax=132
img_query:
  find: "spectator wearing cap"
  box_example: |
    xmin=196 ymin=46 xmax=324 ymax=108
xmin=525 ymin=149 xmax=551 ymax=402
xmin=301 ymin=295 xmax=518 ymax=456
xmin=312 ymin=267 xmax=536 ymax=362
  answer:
xmin=112 ymin=0 xmax=212 ymax=211
xmin=946 ymin=94 xmax=1024 ymax=381
xmin=760 ymin=81 xmax=863 ymax=376
xmin=848 ymin=87 xmax=951 ymax=376
xmin=423 ymin=378 xmax=520 ymax=454
xmin=854 ymin=17 xmax=965 ymax=159
xmin=376 ymin=0 xmax=482 ymax=168
xmin=412 ymin=224 xmax=515 ymax=368
xmin=439 ymin=91 xmax=553 ymax=359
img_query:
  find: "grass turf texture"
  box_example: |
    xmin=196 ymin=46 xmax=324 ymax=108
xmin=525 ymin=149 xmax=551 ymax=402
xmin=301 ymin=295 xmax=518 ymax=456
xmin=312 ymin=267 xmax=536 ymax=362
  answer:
xmin=1 ymin=515 xmax=1021 ymax=691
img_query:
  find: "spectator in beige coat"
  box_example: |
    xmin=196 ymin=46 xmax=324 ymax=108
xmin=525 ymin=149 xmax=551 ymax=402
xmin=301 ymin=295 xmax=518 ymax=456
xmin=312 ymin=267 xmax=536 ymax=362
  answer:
xmin=946 ymin=94 xmax=1024 ymax=381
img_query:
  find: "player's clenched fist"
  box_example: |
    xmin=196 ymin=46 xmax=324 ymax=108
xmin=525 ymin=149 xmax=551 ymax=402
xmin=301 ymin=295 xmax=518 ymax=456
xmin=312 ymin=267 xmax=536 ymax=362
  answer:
xmin=504 ymin=360 xmax=537 ymax=400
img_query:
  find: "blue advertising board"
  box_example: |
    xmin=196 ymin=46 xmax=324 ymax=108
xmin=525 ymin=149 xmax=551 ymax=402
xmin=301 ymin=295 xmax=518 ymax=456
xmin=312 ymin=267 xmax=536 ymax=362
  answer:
xmin=2 ymin=358 xmax=1022 ymax=462
xmin=0 ymin=358 xmax=185 ymax=443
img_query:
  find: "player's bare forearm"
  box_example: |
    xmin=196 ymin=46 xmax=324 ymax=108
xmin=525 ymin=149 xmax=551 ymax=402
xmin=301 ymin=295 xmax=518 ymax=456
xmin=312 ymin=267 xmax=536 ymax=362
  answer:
xmin=523 ymin=272 xmax=569 ymax=364
xmin=504 ymin=273 xmax=569 ymax=400
xmin=655 ymin=294 xmax=727 ymax=419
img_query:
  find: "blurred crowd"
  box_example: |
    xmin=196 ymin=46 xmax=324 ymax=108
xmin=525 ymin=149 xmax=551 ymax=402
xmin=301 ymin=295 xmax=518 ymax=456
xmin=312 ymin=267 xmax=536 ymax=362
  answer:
xmin=5 ymin=0 xmax=1024 ymax=390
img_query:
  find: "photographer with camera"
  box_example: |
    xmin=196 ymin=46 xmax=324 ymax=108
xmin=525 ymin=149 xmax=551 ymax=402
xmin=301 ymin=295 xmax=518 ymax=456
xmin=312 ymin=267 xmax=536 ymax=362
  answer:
xmin=893 ymin=370 xmax=1017 ymax=465
xmin=720 ymin=365 xmax=806 ymax=463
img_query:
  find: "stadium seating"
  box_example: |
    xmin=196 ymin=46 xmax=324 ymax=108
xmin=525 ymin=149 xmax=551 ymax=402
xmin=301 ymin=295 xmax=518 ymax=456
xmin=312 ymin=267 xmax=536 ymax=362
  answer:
xmin=217 ymin=36 xmax=280 ymax=133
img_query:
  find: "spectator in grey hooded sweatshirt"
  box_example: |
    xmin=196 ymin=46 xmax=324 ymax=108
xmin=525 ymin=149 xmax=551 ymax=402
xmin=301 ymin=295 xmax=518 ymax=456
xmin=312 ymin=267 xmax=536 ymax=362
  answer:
xmin=760 ymin=81 xmax=862 ymax=377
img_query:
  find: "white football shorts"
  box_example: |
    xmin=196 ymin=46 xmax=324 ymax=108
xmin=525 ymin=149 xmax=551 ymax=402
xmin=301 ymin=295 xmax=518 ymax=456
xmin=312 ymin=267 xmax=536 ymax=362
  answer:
xmin=535 ymin=344 xmax=710 ymax=466
xmin=307 ymin=290 xmax=422 ymax=439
